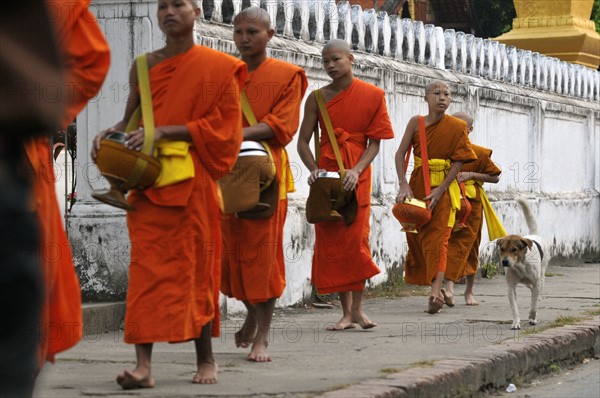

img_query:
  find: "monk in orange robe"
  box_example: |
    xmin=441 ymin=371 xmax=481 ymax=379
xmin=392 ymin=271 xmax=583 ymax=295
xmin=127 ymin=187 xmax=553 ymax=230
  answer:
xmin=443 ymin=112 xmax=502 ymax=306
xmin=220 ymin=7 xmax=307 ymax=362
xmin=23 ymin=0 xmax=110 ymax=366
xmin=395 ymin=81 xmax=476 ymax=314
xmin=92 ymin=0 xmax=245 ymax=388
xmin=297 ymin=39 xmax=394 ymax=331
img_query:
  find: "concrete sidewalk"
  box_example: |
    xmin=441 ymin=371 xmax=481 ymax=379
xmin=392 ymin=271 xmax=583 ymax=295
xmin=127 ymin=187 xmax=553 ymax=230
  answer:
xmin=34 ymin=262 xmax=599 ymax=398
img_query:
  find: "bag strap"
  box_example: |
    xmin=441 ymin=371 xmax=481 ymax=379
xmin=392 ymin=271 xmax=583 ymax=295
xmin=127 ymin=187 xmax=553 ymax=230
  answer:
xmin=136 ymin=54 xmax=155 ymax=156
xmin=314 ymin=89 xmax=346 ymax=178
xmin=120 ymin=54 xmax=155 ymax=191
xmin=240 ymin=92 xmax=276 ymax=191
xmin=241 ymin=92 xmax=258 ymax=126
xmin=418 ymin=115 xmax=431 ymax=197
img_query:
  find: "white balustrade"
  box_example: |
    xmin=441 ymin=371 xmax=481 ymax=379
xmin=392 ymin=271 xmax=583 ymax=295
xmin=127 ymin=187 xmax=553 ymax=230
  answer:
xmin=389 ymin=15 xmax=402 ymax=60
xmin=363 ymin=9 xmax=378 ymax=54
xmin=455 ymin=31 xmax=467 ymax=73
xmin=466 ymin=34 xmax=477 ymax=75
xmin=533 ymin=52 xmax=541 ymax=89
xmin=424 ymin=24 xmax=436 ymax=67
xmin=413 ymin=21 xmax=425 ymax=64
xmin=351 ymin=5 xmax=365 ymax=51
xmin=498 ymin=43 xmax=508 ymax=81
xmin=401 ymin=18 xmax=415 ymax=63
xmin=314 ymin=0 xmax=325 ymax=42
xmin=337 ymin=1 xmax=352 ymax=44
xmin=444 ymin=29 xmax=457 ymax=71
xmin=507 ymin=46 xmax=518 ymax=83
xmin=205 ymin=1 xmax=597 ymax=101
xmin=378 ymin=11 xmax=391 ymax=57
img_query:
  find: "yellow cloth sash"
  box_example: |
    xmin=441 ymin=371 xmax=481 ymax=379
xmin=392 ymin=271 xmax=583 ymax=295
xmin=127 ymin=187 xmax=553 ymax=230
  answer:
xmin=463 ymin=179 xmax=507 ymax=240
xmin=464 ymin=179 xmax=477 ymax=199
xmin=414 ymin=156 xmax=461 ymax=228
xmin=280 ymin=148 xmax=295 ymax=199
xmin=476 ymin=180 xmax=507 ymax=240
xmin=153 ymin=140 xmax=194 ymax=188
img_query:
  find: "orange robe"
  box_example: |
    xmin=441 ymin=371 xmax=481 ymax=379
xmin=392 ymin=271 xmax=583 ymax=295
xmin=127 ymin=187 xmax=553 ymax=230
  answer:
xmin=124 ymin=45 xmax=245 ymax=344
xmin=312 ymin=79 xmax=394 ymax=294
xmin=444 ymin=145 xmax=501 ymax=282
xmin=220 ymin=58 xmax=307 ymax=304
xmin=404 ymin=114 xmax=476 ymax=286
xmin=24 ymin=0 xmax=110 ymax=363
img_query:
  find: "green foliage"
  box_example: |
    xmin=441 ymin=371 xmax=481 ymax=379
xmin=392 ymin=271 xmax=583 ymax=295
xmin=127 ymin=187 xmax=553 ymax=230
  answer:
xmin=481 ymin=262 xmax=498 ymax=279
xmin=593 ymin=0 xmax=600 ymax=34
xmin=472 ymin=0 xmax=516 ymax=38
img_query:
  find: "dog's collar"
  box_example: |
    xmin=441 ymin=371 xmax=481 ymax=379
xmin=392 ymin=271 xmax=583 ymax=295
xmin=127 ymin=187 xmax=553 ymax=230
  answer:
xmin=533 ymin=240 xmax=544 ymax=261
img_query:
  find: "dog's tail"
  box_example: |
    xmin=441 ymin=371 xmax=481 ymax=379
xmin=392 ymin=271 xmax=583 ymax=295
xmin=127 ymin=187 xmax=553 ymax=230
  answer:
xmin=516 ymin=197 xmax=538 ymax=235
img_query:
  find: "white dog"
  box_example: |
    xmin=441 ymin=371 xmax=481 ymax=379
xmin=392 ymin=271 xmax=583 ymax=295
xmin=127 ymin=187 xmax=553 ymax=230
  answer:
xmin=496 ymin=197 xmax=549 ymax=330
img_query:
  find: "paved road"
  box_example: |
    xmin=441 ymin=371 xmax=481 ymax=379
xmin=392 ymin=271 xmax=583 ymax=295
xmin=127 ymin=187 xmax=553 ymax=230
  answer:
xmin=34 ymin=263 xmax=599 ymax=397
xmin=494 ymin=357 xmax=600 ymax=398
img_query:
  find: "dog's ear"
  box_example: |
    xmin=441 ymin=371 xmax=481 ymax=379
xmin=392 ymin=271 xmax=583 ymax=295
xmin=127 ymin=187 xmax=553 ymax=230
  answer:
xmin=520 ymin=238 xmax=533 ymax=250
xmin=496 ymin=238 xmax=503 ymax=248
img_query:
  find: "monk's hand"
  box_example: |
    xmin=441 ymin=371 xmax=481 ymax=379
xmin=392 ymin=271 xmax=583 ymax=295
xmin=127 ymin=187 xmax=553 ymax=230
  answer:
xmin=124 ymin=128 xmax=147 ymax=151
xmin=396 ymin=181 xmax=413 ymax=203
xmin=308 ymin=168 xmax=326 ymax=185
xmin=456 ymin=172 xmax=469 ymax=183
xmin=91 ymin=128 xmax=115 ymax=162
xmin=424 ymin=187 xmax=444 ymax=210
xmin=343 ymin=169 xmax=360 ymax=191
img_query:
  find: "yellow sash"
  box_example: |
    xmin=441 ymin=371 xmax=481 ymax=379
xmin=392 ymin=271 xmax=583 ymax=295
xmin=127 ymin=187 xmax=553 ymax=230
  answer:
xmin=127 ymin=55 xmax=194 ymax=188
xmin=280 ymin=148 xmax=295 ymax=199
xmin=463 ymin=178 xmax=507 ymax=240
xmin=414 ymin=156 xmax=461 ymax=228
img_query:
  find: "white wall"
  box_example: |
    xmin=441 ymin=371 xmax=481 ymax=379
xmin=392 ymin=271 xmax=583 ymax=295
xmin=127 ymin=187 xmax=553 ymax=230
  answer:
xmin=65 ymin=1 xmax=600 ymax=309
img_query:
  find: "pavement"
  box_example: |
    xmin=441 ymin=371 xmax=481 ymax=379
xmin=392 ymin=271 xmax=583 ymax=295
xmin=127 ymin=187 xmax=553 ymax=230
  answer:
xmin=34 ymin=262 xmax=599 ymax=398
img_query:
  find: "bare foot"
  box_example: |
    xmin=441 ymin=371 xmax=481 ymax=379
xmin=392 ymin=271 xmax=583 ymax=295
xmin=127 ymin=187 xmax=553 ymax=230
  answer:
xmin=351 ymin=311 xmax=377 ymax=330
xmin=116 ymin=369 xmax=155 ymax=390
xmin=441 ymin=288 xmax=455 ymax=307
xmin=465 ymin=293 xmax=479 ymax=306
xmin=425 ymin=295 xmax=444 ymax=314
xmin=192 ymin=361 xmax=218 ymax=384
xmin=234 ymin=325 xmax=257 ymax=349
xmin=247 ymin=340 xmax=271 ymax=362
xmin=325 ymin=316 xmax=356 ymax=331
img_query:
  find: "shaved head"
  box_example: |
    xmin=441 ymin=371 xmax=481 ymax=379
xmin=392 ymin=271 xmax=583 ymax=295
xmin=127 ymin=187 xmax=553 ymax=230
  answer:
xmin=452 ymin=112 xmax=473 ymax=128
xmin=425 ymin=80 xmax=450 ymax=93
xmin=234 ymin=6 xmax=271 ymax=28
xmin=322 ymin=39 xmax=351 ymax=55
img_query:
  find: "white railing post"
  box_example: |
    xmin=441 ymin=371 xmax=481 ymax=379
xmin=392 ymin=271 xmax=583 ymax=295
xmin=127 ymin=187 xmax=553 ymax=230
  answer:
xmin=264 ymin=0 xmax=278 ymax=30
xmin=455 ymin=31 xmax=467 ymax=73
xmin=413 ymin=20 xmax=425 ymax=64
xmin=378 ymin=11 xmax=391 ymax=57
xmin=444 ymin=29 xmax=457 ymax=70
xmin=401 ymin=18 xmax=415 ymax=63
xmin=315 ymin=0 xmax=325 ymax=42
xmin=363 ymin=8 xmax=378 ymax=53
xmin=212 ymin=0 xmax=223 ymax=23
xmin=434 ymin=26 xmax=444 ymax=69
xmin=337 ymin=1 xmax=352 ymax=44
xmin=389 ymin=15 xmax=402 ymax=60
xmin=351 ymin=5 xmax=365 ymax=51
xmin=300 ymin=0 xmax=310 ymax=41
xmin=283 ymin=0 xmax=294 ymax=37
xmin=232 ymin=0 xmax=242 ymax=18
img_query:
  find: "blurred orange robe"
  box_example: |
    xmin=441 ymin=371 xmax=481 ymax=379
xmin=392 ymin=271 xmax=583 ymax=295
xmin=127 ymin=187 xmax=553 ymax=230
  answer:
xmin=124 ymin=46 xmax=245 ymax=343
xmin=312 ymin=79 xmax=394 ymax=294
xmin=221 ymin=58 xmax=307 ymax=304
xmin=23 ymin=0 xmax=110 ymax=363
xmin=444 ymin=145 xmax=501 ymax=282
xmin=404 ymin=114 xmax=476 ymax=286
